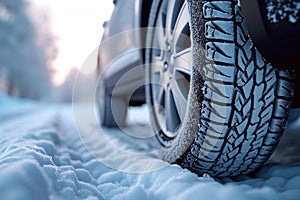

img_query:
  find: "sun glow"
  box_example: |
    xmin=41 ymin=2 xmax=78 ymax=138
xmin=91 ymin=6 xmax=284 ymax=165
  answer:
xmin=32 ymin=0 xmax=114 ymax=85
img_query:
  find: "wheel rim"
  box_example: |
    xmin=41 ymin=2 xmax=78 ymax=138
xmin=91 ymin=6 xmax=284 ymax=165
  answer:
xmin=150 ymin=0 xmax=191 ymax=139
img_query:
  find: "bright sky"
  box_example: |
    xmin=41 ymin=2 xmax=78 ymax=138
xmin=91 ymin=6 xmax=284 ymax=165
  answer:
xmin=32 ymin=0 xmax=114 ymax=85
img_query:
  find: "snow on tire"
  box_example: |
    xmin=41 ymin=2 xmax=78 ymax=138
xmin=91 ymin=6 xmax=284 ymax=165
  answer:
xmin=146 ymin=0 xmax=295 ymax=177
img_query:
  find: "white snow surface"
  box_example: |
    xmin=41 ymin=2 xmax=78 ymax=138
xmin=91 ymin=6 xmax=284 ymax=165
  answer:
xmin=1 ymin=94 xmax=300 ymax=200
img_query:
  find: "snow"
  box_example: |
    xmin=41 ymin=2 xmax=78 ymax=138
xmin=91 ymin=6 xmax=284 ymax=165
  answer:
xmin=1 ymin=94 xmax=300 ymax=200
xmin=266 ymin=0 xmax=300 ymax=23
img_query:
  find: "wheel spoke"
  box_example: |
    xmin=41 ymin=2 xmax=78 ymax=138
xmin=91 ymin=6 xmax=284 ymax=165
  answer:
xmin=151 ymin=56 xmax=165 ymax=74
xmin=155 ymin=10 xmax=168 ymax=50
xmin=165 ymin=89 xmax=181 ymax=133
xmin=172 ymin=3 xmax=190 ymax=53
xmin=170 ymin=74 xmax=189 ymax=121
xmin=156 ymin=84 xmax=165 ymax=108
xmin=174 ymin=48 xmax=192 ymax=73
xmin=165 ymin=0 xmax=175 ymax=41
xmin=165 ymin=0 xmax=184 ymax=43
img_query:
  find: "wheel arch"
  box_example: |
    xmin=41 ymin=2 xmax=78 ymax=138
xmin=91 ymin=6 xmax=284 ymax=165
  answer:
xmin=140 ymin=0 xmax=154 ymax=60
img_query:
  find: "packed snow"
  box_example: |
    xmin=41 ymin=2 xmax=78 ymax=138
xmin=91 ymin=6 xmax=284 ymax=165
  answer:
xmin=266 ymin=0 xmax=300 ymax=23
xmin=1 ymin=94 xmax=300 ymax=200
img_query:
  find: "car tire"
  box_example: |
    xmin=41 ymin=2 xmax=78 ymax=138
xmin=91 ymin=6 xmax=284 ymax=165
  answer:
xmin=146 ymin=0 xmax=295 ymax=177
xmin=97 ymin=79 xmax=127 ymax=128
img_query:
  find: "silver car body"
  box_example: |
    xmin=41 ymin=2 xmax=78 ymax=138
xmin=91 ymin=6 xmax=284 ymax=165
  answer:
xmin=98 ymin=0 xmax=148 ymax=100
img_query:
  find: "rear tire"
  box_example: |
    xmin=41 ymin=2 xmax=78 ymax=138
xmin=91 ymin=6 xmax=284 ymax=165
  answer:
xmin=146 ymin=0 xmax=295 ymax=177
xmin=97 ymin=80 xmax=127 ymax=128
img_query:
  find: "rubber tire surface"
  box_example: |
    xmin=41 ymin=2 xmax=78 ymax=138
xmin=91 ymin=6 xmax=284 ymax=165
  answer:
xmin=97 ymin=81 xmax=127 ymax=128
xmin=146 ymin=0 xmax=295 ymax=177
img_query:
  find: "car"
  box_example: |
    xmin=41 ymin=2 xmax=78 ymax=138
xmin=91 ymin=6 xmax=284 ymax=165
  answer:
xmin=96 ymin=0 xmax=300 ymax=177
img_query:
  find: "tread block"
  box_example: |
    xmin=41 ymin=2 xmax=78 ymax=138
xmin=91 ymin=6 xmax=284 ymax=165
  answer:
xmin=236 ymin=116 xmax=249 ymax=133
xmin=259 ymin=147 xmax=273 ymax=156
xmin=242 ymin=78 xmax=254 ymax=99
xmin=242 ymin=39 xmax=253 ymax=60
xmin=253 ymin=84 xmax=264 ymax=104
xmin=205 ymin=80 xmax=234 ymax=97
xmin=260 ymin=105 xmax=273 ymax=125
xmin=255 ymin=51 xmax=266 ymax=69
xmin=252 ymin=136 xmax=264 ymax=148
xmin=246 ymin=123 xmax=258 ymax=138
xmin=202 ymin=102 xmax=232 ymax=123
xmin=241 ymin=98 xmax=251 ymax=116
xmin=255 ymin=68 xmax=264 ymax=85
xmin=273 ymin=99 xmax=289 ymax=117
xmin=200 ymin=117 xmax=227 ymax=138
xmin=264 ymin=133 xmax=281 ymax=146
xmin=203 ymin=63 xmax=235 ymax=83
xmin=277 ymin=70 xmax=296 ymax=80
xmin=222 ymin=158 xmax=234 ymax=168
xmin=203 ymin=138 xmax=224 ymax=151
xmin=263 ymin=88 xmax=275 ymax=105
xmin=190 ymin=143 xmax=201 ymax=157
xmin=250 ymin=104 xmax=263 ymax=124
xmin=255 ymin=123 xmax=268 ymax=139
xmin=193 ymin=158 xmax=214 ymax=170
xmin=202 ymin=66 xmax=234 ymax=84
xmin=227 ymin=131 xmax=241 ymax=145
xmin=237 ymin=49 xmax=249 ymax=72
xmin=236 ymin=25 xmax=248 ymax=46
xmin=246 ymin=61 xmax=255 ymax=78
xmin=235 ymin=5 xmax=243 ymax=23
xmin=205 ymin=127 xmax=225 ymax=139
xmin=203 ymin=1 xmax=233 ymax=19
xmin=265 ymin=63 xmax=274 ymax=76
xmin=276 ymin=79 xmax=294 ymax=99
xmin=236 ymin=71 xmax=249 ymax=87
xmin=231 ymin=110 xmax=243 ymax=125
xmin=205 ymin=21 xmax=234 ymax=41
xmin=269 ymin=118 xmax=284 ymax=132
xmin=203 ymin=83 xmax=234 ymax=104
xmin=234 ymin=96 xmax=243 ymax=112
xmin=206 ymin=42 xmax=235 ymax=63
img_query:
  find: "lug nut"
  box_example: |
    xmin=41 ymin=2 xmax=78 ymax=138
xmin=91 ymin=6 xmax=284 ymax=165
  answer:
xmin=163 ymin=62 xmax=168 ymax=71
xmin=167 ymin=45 xmax=171 ymax=51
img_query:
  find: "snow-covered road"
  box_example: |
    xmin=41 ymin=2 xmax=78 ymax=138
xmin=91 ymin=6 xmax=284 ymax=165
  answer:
xmin=0 ymin=95 xmax=300 ymax=200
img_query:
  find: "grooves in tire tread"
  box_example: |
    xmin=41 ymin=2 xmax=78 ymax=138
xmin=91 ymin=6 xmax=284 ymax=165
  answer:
xmin=178 ymin=0 xmax=295 ymax=177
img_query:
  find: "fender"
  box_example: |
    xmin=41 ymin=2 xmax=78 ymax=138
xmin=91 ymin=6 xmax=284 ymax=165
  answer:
xmin=240 ymin=0 xmax=300 ymax=70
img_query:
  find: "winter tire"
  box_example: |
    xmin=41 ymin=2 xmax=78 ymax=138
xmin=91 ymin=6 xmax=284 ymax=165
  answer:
xmin=96 ymin=79 xmax=127 ymax=128
xmin=146 ymin=0 xmax=295 ymax=177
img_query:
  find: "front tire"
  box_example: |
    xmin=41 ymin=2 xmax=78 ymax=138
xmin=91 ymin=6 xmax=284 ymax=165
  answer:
xmin=146 ymin=0 xmax=295 ymax=177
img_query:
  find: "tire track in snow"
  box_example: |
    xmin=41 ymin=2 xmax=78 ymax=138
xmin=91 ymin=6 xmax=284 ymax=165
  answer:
xmin=0 ymin=104 xmax=300 ymax=199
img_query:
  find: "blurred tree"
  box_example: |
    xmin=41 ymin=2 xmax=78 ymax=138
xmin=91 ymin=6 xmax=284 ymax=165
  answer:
xmin=56 ymin=67 xmax=97 ymax=103
xmin=56 ymin=67 xmax=78 ymax=102
xmin=0 ymin=0 xmax=57 ymax=100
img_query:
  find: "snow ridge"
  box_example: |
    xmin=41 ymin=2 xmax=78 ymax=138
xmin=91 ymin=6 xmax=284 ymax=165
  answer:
xmin=0 ymin=108 xmax=105 ymax=199
xmin=0 ymin=100 xmax=300 ymax=199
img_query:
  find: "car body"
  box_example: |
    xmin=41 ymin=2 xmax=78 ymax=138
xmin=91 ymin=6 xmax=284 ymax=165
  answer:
xmin=98 ymin=0 xmax=152 ymax=106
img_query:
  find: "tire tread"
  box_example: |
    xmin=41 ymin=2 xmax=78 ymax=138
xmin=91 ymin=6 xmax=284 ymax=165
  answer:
xmin=179 ymin=0 xmax=294 ymax=176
